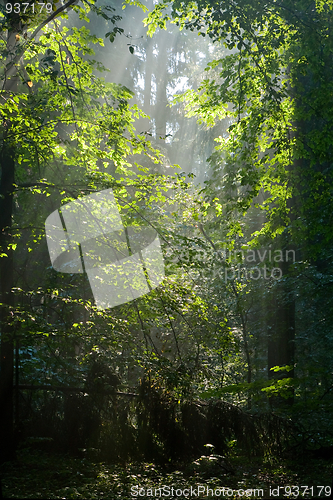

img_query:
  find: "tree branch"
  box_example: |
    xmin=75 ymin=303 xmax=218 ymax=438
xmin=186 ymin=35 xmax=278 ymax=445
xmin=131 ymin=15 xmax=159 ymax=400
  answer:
xmin=17 ymin=384 xmax=138 ymax=397
xmin=2 ymin=0 xmax=78 ymax=79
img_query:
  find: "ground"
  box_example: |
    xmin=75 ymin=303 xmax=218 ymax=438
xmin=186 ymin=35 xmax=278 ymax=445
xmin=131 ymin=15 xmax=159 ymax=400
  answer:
xmin=1 ymin=446 xmax=332 ymax=499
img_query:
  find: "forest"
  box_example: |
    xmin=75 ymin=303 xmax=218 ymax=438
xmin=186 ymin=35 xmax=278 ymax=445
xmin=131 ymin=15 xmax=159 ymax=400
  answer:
xmin=1 ymin=0 xmax=333 ymax=498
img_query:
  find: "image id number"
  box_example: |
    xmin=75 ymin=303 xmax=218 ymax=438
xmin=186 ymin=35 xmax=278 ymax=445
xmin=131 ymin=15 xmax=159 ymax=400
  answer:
xmin=6 ymin=3 xmax=53 ymax=14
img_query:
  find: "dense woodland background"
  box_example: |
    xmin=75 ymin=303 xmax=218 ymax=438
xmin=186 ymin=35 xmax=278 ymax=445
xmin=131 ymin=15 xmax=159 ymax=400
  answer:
xmin=1 ymin=0 xmax=333 ymax=498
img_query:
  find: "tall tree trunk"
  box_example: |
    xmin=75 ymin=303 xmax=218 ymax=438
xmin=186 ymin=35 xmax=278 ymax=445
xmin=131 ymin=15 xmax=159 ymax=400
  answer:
xmin=155 ymin=30 xmax=168 ymax=142
xmin=0 ymin=144 xmax=16 ymax=463
xmin=0 ymin=20 xmax=21 ymax=464
xmin=267 ymin=236 xmax=296 ymax=407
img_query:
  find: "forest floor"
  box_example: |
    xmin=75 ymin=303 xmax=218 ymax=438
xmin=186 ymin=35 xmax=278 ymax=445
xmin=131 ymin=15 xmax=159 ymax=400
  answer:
xmin=1 ymin=446 xmax=332 ymax=499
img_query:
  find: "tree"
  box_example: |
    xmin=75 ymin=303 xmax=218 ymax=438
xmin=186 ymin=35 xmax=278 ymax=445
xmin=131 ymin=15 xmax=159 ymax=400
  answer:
xmin=144 ymin=0 xmax=333 ymax=419
xmin=4 ymin=0 xmax=333 ymax=464
xmin=0 ymin=0 xmax=163 ymax=462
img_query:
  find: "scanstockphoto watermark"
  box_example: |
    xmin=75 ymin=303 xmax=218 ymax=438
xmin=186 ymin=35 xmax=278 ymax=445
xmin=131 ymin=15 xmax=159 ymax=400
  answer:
xmin=213 ymin=247 xmax=296 ymax=282
xmin=131 ymin=485 xmax=264 ymax=497
xmin=219 ymin=264 xmax=282 ymax=281
xmin=45 ymin=189 xmax=165 ymax=311
xmin=170 ymin=246 xmax=296 ymax=281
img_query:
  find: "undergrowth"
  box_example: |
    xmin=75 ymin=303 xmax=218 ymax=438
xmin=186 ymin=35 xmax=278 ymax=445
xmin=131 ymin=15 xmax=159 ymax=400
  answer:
xmin=1 ymin=447 xmax=332 ymax=499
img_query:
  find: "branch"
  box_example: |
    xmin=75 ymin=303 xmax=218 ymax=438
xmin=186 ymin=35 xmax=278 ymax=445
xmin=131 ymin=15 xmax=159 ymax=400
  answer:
xmin=16 ymin=384 xmax=138 ymax=397
xmin=2 ymin=0 xmax=78 ymax=79
xmin=198 ymin=223 xmax=218 ymax=252
xmin=29 ymin=0 xmax=78 ymax=40
xmin=15 ymin=181 xmax=51 ymax=188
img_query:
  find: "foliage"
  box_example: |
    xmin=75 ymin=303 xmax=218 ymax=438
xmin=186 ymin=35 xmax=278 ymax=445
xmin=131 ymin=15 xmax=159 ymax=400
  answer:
xmin=140 ymin=0 xmax=333 ymax=449
xmin=1 ymin=0 xmax=333 ymax=482
xmin=144 ymin=0 xmax=333 ymax=249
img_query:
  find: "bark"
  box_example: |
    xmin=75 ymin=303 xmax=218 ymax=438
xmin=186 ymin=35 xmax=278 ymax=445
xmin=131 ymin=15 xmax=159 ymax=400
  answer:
xmin=267 ymin=242 xmax=296 ymax=407
xmin=0 ymin=143 xmax=15 ymax=463
xmin=0 ymin=15 xmax=21 ymax=464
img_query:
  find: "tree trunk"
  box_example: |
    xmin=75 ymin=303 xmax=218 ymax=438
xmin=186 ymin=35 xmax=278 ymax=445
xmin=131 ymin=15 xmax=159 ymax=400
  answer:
xmin=0 ymin=144 xmax=15 ymax=463
xmin=0 ymin=19 xmax=21 ymax=464
xmin=267 ymin=242 xmax=296 ymax=407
